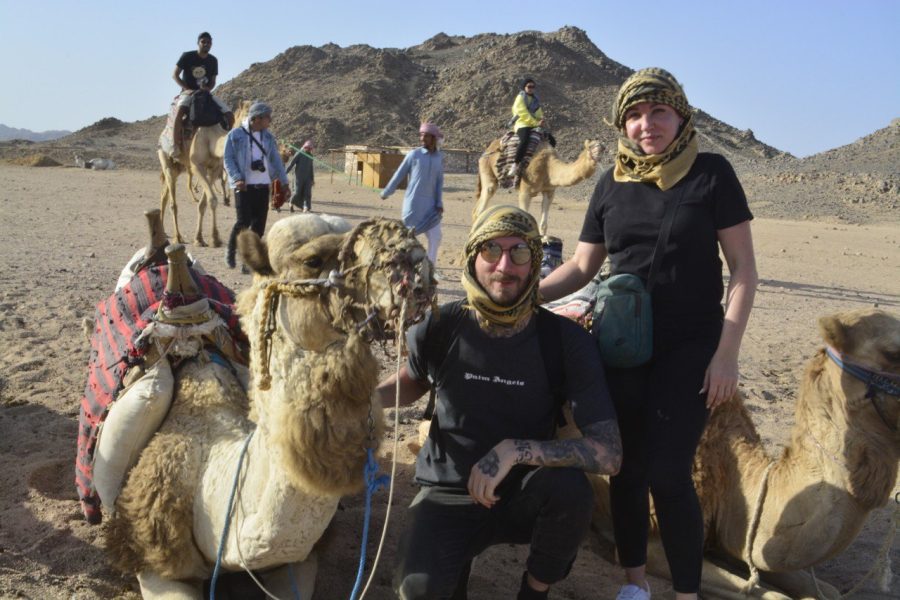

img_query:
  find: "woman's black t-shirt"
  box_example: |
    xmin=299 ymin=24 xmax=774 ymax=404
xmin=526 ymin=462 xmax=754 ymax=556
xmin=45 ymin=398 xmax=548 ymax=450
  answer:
xmin=580 ymin=153 xmax=752 ymax=334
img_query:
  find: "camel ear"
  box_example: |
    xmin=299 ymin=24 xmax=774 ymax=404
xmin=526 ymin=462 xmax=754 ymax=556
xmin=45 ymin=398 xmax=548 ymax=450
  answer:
xmin=238 ymin=230 xmax=275 ymax=276
xmin=819 ymin=314 xmax=850 ymax=352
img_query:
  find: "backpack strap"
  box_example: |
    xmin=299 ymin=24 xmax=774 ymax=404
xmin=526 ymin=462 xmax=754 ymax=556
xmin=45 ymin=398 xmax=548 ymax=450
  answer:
xmin=535 ymin=307 xmax=567 ymax=425
xmin=421 ymin=300 xmax=467 ymax=419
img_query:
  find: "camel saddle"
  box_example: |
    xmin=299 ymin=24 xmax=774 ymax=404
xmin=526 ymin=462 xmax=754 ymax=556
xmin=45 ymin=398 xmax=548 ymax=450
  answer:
xmin=76 ymin=264 xmax=246 ymax=523
xmin=496 ymin=129 xmax=550 ymax=189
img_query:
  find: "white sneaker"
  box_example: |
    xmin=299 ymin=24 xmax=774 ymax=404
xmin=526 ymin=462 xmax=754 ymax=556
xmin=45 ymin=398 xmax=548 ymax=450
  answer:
xmin=615 ymin=583 xmax=651 ymax=600
xmin=506 ymin=164 xmax=518 ymax=178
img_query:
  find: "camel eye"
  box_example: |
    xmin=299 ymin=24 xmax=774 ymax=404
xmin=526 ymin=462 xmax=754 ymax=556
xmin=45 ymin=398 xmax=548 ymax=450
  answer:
xmin=303 ymin=256 xmax=323 ymax=269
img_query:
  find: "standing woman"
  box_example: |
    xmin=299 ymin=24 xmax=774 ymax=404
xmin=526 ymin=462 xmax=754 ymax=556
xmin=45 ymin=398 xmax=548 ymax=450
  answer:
xmin=223 ymin=101 xmax=290 ymax=270
xmin=540 ymin=68 xmax=757 ymax=600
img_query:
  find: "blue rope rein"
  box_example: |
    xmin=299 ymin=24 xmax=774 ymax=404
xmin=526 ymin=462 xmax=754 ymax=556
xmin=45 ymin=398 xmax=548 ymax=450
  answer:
xmin=826 ymin=346 xmax=900 ymax=397
xmin=208 ymin=436 xmax=388 ymax=600
xmin=348 ymin=447 xmax=390 ymax=600
xmin=209 ymin=430 xmax=255 ymax=600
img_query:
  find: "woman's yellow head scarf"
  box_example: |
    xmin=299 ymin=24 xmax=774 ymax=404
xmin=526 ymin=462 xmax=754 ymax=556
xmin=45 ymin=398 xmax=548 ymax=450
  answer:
xmin=610 ymin=67 xmax=698 ymax=190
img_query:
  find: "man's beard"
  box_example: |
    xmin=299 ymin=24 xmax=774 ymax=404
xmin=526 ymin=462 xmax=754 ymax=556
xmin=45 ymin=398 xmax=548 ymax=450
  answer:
xmin=485 ymin=272 xmax=526 ymax=306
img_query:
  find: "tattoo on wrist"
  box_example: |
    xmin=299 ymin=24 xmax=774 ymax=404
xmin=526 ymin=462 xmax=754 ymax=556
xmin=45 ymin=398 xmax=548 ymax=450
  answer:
xmin=477 ymin=450 xmax=500 ymax=477
xmin=513 ymin=440 xmax=533 ymax=464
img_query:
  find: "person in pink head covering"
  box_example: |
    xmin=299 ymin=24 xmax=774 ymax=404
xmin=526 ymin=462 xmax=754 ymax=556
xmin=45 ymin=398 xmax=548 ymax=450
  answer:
xmin=381 ymin=122 xmax=445 ymax=268
xmin=284 ymin=139 xmax=315 ymax=213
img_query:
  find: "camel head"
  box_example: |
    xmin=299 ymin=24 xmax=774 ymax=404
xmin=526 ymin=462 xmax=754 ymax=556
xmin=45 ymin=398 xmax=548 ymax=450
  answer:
xmin=237 ymin=214 xmax=435 ymax=353
xmin=584 ymin=139 xmax=604 ymax=163
xmin=338 ymin=217 xmax=437 ymax=338
xmin=817 ymin=308 xmax=900 ymax=436
xmin=232 ymin=100 xmax=252 ymax=124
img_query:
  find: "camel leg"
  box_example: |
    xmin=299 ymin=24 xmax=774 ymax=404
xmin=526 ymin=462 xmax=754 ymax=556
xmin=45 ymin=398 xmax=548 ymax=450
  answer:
xmin=646 ymin=538 xmax=796 ymax=600
xmin=695 ymin=560 xmax=795 ymax=600
xmin=517 ymin=186 xmax=533 ymax=217
xmin=187 ymin=167 xmax=200 ymax=204
xmin=760 ymin=570 xmax=840 ymax=600
xmin=137 ymin=571 xmax=202 ymax=600
xmin=209 ymin=193 xmax=221 ymax=248
xmin=207 ymin=163 xmax=223 ymax=247
xmin=258 ymin=553 xmax=318 ymax=600
xmin=191 ymin=159 xmax=221 ymax=247
xmin=158 ymin=150 xmax=185 ymax=245
xmin=538 ymin=190 xmax=554 ymax=237
xmin=220 ymin=172 xmax=230 ymax=207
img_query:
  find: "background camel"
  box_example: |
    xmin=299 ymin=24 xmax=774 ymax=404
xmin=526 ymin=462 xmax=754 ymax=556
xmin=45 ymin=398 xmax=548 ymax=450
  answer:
xmin=588 ymin=308 xmax=900 ymax=599
xmin=474 ymin=138 xmax=603 ymax=236
xmin=103 ymin=213 xmax=436 ymax=599
xmin=158 ymin=100 xmax=250 ymax=247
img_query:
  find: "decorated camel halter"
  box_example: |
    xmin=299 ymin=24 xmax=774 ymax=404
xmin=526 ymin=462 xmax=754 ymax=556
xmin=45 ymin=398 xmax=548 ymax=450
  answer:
xmin=254 ymin=218 xmax=434 ymax=390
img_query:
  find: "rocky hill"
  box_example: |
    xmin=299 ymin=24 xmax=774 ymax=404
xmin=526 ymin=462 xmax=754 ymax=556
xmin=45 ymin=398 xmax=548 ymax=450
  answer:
xmin=214 ymin=27 xmax=784 ymax=163
xmin=0 ymin=27 xmax=896 ymax=223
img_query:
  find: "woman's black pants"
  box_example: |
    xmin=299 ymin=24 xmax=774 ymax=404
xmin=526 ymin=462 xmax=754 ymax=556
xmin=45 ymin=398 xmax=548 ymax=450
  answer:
xmin=606 ymin=333 xmax=719 ymax=594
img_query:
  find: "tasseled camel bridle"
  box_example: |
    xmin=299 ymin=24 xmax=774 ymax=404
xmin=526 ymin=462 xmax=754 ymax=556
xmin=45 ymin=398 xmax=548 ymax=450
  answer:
xmin=254 ymin=218 xmax=437 ymax=390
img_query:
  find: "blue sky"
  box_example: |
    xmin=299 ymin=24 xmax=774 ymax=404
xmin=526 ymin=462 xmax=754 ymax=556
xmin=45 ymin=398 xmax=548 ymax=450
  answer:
xmin=2 ymin=0 xmax=897 ymax=157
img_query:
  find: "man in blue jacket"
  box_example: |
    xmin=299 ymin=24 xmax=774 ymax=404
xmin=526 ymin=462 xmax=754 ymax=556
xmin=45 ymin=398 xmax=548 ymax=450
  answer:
xmin=380 ymin=123 xmax=444 ymax=268
xmin=223 ymin=101 xmax=290 ymax=270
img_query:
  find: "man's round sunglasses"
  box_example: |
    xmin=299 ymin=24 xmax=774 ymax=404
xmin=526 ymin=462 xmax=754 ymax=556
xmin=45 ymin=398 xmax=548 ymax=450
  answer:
xmin=479 ymin=241 xmax=532 ymax=265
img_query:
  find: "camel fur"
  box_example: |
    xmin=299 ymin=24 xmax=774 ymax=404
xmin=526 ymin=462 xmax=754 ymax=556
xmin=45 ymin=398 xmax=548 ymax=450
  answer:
xmin=589 ymin=308 xmax=900 ymax=599
xmin=158 ymin=100 xmax=250 ymax=247
xmin=104 ymin=213 xmax=435 ymax=599
xmin=474 ymin=138 xmax=603 ymax=236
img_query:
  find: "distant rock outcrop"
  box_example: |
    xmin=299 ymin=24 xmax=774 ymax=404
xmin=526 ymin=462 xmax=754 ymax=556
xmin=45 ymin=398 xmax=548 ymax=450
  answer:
xmin=0 ymin=124 xmax=71 ymax=142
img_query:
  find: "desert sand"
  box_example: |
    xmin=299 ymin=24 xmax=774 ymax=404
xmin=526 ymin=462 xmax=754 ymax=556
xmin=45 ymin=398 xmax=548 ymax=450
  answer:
xmin=0 ymin=162 xmax=897 ymax=599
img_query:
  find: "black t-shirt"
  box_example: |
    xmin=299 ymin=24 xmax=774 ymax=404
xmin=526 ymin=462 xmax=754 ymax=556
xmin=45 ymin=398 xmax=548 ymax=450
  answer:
xmin=177 ymin=51 xmax=218 ymax=90
xmin=406 ymin=304 xmax=616 ymax=487
xmin=580 ymin=153 xmax=752 ymax=331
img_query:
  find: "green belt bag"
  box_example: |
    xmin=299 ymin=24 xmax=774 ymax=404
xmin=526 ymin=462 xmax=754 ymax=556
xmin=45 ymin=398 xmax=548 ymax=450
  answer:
xmin=591 ymin=274 xmax=653 ymax=368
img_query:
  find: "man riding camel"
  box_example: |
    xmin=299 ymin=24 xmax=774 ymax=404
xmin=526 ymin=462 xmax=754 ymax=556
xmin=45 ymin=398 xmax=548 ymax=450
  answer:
xmin=168 ymin=32 xmax=234 ymax=158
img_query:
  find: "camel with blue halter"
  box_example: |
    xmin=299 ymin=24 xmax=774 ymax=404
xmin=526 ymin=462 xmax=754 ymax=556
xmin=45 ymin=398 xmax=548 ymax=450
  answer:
xmin=587 ymin=307 xmax=900 ymax=599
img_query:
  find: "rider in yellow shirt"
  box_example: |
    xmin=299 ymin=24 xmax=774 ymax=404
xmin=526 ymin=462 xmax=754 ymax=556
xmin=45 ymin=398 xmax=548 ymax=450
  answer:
xmin=509 ymin=78 xmax=544 ymax=177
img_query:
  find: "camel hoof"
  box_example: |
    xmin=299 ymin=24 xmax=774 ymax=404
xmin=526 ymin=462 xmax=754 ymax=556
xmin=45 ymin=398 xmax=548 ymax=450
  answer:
xmin=211 ymin=237 xmax=222 ymax=248
xmin=195 ymin=238 xmax=207 ymax=248
xmin=174 ymin=234 xmax=185 ymax=244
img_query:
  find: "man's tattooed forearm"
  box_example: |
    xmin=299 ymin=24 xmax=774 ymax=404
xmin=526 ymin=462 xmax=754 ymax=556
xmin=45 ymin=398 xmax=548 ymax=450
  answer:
xmin=540 ymin=439 xmax=602 ymax=471
xmin=524 ymin=419 xmax=622 ymax=474
xmin=476 ymin=449 xmax=500 ymax=477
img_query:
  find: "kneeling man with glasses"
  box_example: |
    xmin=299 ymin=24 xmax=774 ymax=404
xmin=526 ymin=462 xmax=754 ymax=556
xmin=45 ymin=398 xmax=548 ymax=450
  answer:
xmin=376 ymin=206 xmax=622 ymax=600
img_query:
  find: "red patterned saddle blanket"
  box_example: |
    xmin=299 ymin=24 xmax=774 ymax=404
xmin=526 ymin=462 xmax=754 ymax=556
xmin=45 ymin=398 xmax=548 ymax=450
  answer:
xmin=75 ymin=264 xmax=245 ymax=523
